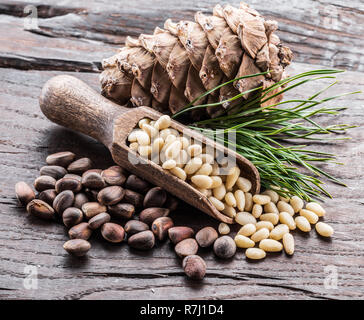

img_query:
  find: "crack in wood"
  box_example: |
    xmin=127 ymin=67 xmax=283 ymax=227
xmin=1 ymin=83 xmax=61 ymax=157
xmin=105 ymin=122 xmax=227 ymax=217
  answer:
xmin=0 ymin=53 xmax=101 ymax=72
xmin=0 ymin=1 xmax=85 ymax=18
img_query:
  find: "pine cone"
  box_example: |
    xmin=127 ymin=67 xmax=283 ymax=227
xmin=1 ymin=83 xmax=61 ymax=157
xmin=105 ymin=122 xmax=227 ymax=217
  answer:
xmin=100 ymin=2 xmax=292 ymax=120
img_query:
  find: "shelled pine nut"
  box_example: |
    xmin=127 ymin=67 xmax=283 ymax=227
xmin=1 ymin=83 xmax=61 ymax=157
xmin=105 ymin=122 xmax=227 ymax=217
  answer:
xmin=251 ymin=228 xmax=270 ymax=242
xmin=279 ymin=211 xmax=296 ymax=230
xmin=235 ymin=212 xmax=256 ymax=226
xmin=290 ymin=196 xmax=304 ymax=213
xmin=225 ymin=192 xmax=236 ymax=207
xmin=234 ymin=190 xmax=245 ymax=212
xmin=315 ymin=222 xmax=334 ymax=237
xmin=252 ymin=204 xmax=263 ymax=218
xmin=234 ymin=235 xmax=255 ymax=248
xmin=264 ymin=202 xmax=279 ymax=214
xmin=260 ymin=213 xmax=279 ymax=225
xmin=244 ymin=193 xmax=253 ymax=212
xmin=299 ymin=209 xmax=319 ymax=224
xmin=238 ymin=223 xmax=256 ymax=237
xmin=261 ymin=190 xmax=279 ymax=203
xmin=295 ymin=216 xmax=311 ymax=232
xmin=306 ymin=202 xmax=326 ymax=217
xmin=245 ymin=248 xmax=266 ymax=260
xmin=256 ymin=221 xmax=274 ymax=231
xmin=222 ymin=205 xmax=236 ymax=218
xmin=236 ymin=177 xmax=252 ymax=192
xmin=252 ymin=194 xmax=271 ymax=205
xmin=269 ymin=224 xmax=289 ymax=241
xmin=282 ymin=233 xmax=294 ymax=255
xmin=218 ymin=223 xmax=230 ymax=235
xmin=259 ymin=239 xmax=283 ymax=252
xmin=277 ymin=201 xmax=294 ymax=216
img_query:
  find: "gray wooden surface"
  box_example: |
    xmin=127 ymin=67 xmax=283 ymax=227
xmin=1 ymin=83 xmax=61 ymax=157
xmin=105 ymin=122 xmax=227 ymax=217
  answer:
xmin=0 ymin=0 xmax=363 ymax=300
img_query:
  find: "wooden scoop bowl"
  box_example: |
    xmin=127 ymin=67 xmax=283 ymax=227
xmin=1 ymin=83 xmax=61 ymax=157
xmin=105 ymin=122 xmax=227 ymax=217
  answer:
xmin=39 ymin=75 xmax=260 ymax=224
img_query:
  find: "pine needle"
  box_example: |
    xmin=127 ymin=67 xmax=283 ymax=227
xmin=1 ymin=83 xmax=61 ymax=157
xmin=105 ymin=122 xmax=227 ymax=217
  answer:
xmin=173 ymin=69 xmax=361 ymax=200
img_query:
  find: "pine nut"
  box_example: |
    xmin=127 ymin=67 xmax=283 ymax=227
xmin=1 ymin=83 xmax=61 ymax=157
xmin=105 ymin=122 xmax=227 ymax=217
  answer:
xmin=290 ymin=196 xmax=304 ymax=213
xmin=283 ymin=233 xmax=294 ymax=255
xmin=315 ymin=222 xmax=334 ymax=237
xmin=252 ymin=204 xmax=263 ymax=218
xmin=306 ymin=202 xmax=326 ymax=217
xmin=187 ymin=144 xmax=202 ymax=157
xmin=299 ymin=209 xmax=319 ymax=224
xmin=251 ymin=228 xmax=270 ymax=242
xmin=222 ymin=205 xmax=236 ymax=218
xmin=170 ymin=167 xmax=187 ymax=181
xmin=138 ymin=118 xmax=150 ymax=128
xmin=191 ymin=175 xmax=213 ymax=189
xmin=244 ymin=192 xmax=253 ymax=211
xmin=127 ymin=129 xmax=139 ymax=142
xmin=236 ymin=177 xmax=252 ymax=192
xmin=225 ymin=192 xmax=236 ymax=207
xmin=129 ymin=142 xmax=139 ymax=151
xmin=142 ymin=124 xmax=158 ymax=138
xmin=264 ymin=201 xmax=279 ymax=214
xmin=245 ymin=248 xmax=266 ymax=260
xmin=184 ymin=157 xmax=203 ymax=175
xmin=262 ymin=190 xmax=279 ymax=203
xmin=252 ymin=194 xmax=271 ymax=205
xmin=178 ymin=136 xmax=190 ymax=149
xmin=208 ymin=196 xmax=225 ymax=211
xmin=195 ymin=163 xmax=213 ymax=176
xmin=279 ymin=195 xmax=290 ymax=203
xmin=234 ymin=190 xmax=245 ymax=211
xmin=160 ymin=128 xmax=174 ymax=140
xmin=162 ymin=135 xmax=177 ymax=151
xmin=162 ymin=159 xmax=177 ymax=170
xmin=238 ymin=223 xmax=256 ymax=237
xmin=225 ymin=166 xmax=240 ymax=190
xmin=211 ymin=162 xmax=220 ymax=175
xmin=260 ymin=213 xmax=279 ymax=225
xmin=295 ymin=216 xmax=311 ymax=232
xmin=138 ymin=145 xmax=152 ymax=157
xmin=259 ymin=239 xmax=283 ymax=252
xmin=235 ymin=212 xmax=256 ymax=226
xmin=155 ymin=115 xmax=171 ymax=130
xmin=279 ymin=211 xmax=296 ymax=230
xmin=270 ymin=224 xmax=289 ymax=240
xmin=277 ymin=201 xmax=294 ymax=216
xmin=151 ymin=137 xmax=164 ymax=153
xmin=213 ymin=184 xmax=226 ymax=200
xmin=165 ymin=141 xmax=182 ymax=159
xmin=218 ymin=222 xmax=230 ymax=235
xmin=135 ymin=130 xmax=150 ymax=146
xmin=256 ymin=221 xmax=274 ymax=231
xmin=234 ymin=235 xmax=255 ymax=248
xmin=210 ymin=176 xmax=222 ymax=188
xmin=175 ymin=149 xmax=188 ymax=167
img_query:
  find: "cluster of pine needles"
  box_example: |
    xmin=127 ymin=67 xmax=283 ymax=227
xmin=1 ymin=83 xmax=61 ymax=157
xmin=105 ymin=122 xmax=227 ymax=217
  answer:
xmin=172 ymin=69 xmax=361 ymax=201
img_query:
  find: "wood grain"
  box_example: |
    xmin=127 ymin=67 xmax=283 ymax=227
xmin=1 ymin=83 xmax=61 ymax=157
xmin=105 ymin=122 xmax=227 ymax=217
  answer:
xmin=0 ymin=0 xmax=363 ymax=300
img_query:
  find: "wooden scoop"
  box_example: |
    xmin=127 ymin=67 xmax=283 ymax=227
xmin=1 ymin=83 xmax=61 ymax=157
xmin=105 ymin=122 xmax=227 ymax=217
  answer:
xmin=39 ymin=75 xmax=260 ymax=224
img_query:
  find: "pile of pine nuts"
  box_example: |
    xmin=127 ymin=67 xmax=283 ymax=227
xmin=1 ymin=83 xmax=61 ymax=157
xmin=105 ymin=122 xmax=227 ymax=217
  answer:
xmin=128 ymin=115 xmax=334 ymax=260
xmin=128 ymin=115 xmax=254 ymax=219
xmin=230 ymin=191 xmax=333 ymax=259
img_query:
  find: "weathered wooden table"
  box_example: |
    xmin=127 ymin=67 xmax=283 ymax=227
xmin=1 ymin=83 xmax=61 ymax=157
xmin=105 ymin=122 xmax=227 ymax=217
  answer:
xmin=0 ymin=0 xmax=363 ymax=300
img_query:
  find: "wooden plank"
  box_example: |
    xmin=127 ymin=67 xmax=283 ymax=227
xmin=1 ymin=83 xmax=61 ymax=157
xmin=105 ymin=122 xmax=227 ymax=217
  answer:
xmin=0 ymin=65 xmax=363 ymax=299
xmin=0 ymin=0 xmax=363 ymax=71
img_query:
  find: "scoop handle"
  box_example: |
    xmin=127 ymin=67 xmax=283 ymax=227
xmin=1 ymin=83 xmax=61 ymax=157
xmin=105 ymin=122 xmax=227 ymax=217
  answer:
xmin=39 ymin=75 xmax=128 ymax=148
